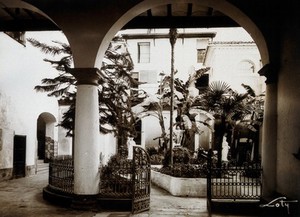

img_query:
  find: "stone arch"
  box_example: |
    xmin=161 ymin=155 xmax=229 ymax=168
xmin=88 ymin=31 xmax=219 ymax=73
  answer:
xmin=0 ymin=0 xmax=59 ymax=28
xmin=95 ymin=0 xmax=269 ymax=68
xmin=36 ymin=112 xmax=57 ymax=162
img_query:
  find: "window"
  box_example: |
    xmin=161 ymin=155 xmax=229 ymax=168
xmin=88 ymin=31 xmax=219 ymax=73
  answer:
xmin=196 ymin=38 xmax=209 ymax=63
xmin=197 ymin=49 xmax=206 ymax=63
xmin=138 ymin=42 xmax=150 ymax=63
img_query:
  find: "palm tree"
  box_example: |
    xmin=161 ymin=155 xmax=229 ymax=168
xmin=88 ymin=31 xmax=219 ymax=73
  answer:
xmin=197 ymin=81 xmax=257 ymax=168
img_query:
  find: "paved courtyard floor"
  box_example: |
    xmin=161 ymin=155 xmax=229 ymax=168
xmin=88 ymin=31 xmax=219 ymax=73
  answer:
xmin=0 ymin=168 xmax=270 ymax=217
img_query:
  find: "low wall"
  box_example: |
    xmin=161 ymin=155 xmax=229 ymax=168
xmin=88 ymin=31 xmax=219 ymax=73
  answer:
xmin=151 ymin=170 xmax=207 ymax=197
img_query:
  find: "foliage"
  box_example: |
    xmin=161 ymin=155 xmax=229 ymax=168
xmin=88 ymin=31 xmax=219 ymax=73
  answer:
xmin=100 ymin=153 xmax=132 ymax=180
xmin=156 ymin=163 xmax=207 ymax=178
xmin=27 ymin=38 xmax=74 ymax=98
xmin=162 ymin=146 xmax=193 ymax=167
xmin=150 ymin=154 xmax=164 ymax=165
xmin=195 ymin=80 xmax=264 ymax=166
xmin=28 ymin=36 xmax=145 ymax=148
xmin=146 ymin=147 xmax=164 ymax=164
xmin=146 ymin=147 xmax=159 ymax=156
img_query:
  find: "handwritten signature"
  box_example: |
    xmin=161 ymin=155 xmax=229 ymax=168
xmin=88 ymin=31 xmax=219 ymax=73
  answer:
xmin=260 ymin=197 xmax=298 ymax=214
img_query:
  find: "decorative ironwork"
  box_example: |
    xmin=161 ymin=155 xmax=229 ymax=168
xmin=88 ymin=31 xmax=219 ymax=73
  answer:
xmin=207 ymin=149 xmax=262 ymax=203
xmin=47 ymin=147 xmax=151 ymax=213
xmin=132 ymin=146 xmax=151 ymax=214
xmin=48 ymin=156 xmax=74 ymax=194
xmin=99 ymin=155 xmax=133 ymax=198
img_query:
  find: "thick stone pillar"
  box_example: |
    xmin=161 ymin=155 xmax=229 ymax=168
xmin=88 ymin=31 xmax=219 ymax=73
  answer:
xmin=69 ymin=68 xmax=100 ymax=196
xmin=259 ymin=64 xmax=278 ymax=199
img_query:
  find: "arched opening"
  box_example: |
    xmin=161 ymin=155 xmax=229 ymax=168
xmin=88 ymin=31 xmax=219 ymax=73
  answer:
xmin=95 ymin=1 xmax=269 ymax=156
xmin=93 ymin=1 xmax=270 ymax=213
xmin=36 ymin=112 xmax=56 ymax=163
xmin=96 ymin=0 xmax=269 ymax=68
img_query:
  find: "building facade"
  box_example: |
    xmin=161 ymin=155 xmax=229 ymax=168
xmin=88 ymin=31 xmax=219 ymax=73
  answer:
xmin=121 ymin=28 xmax=265 ymax=151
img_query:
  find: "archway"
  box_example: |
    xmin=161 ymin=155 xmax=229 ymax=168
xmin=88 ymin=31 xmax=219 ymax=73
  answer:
xmin=36 ymin=112 xmax=56 ymax=162
xmin=93 ymin=1 xmax=270 ymax=213
xmin=5 ymin=0 xmax=272 ymax=212
xmin=96 ymin=0 xmax=269 ymax=68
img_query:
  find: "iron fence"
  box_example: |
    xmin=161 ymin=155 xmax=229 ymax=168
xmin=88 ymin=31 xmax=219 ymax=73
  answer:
xmin=48 ymin=155 xmax=74 ymax=194
xmin=99 ymin=158 xmax=133 ymax=198
xmin=207 ymin=150 xmax=262 ymax=202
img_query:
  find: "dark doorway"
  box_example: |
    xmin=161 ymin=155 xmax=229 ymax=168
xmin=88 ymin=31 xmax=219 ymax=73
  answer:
xmin=37 ymin=116 xmax=46 ymax=160
xmin=13 ymin=135 xmax=26 ymax=178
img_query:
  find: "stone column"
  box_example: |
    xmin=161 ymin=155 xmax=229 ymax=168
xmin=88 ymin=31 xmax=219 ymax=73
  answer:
xmin=259 ymin=64 xmax=278 ymax=198
xmin=69 ymin=68 xmax=100 ymax=196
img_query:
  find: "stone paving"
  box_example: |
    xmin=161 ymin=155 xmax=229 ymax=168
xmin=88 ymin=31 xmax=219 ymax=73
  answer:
xmin=0 ymin=168 xmax=263 ymax=217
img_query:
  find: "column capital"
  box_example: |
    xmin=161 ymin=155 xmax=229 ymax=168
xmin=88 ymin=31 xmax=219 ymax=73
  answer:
xmin=69 ymin=68 xmax=100 ymax=86
xmin=258 ymin=63 xmax=278 ymax=84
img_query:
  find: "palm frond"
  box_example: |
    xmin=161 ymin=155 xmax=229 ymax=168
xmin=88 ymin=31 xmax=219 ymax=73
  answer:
xmin=34 ymin=84 xmax=59 ymax=92
xmin=27 ymin=38 xmax=70 ymax=56
xmin=241 ymin=83 xmax=256 ymax=97
xmin=209 ymin=81 xmax=231 ymax=93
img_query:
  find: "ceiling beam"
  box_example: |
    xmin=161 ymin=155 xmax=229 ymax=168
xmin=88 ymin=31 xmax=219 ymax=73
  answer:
xmin=122 ymin=16 xmax=239 ymax=29
xmin=187 ymin=3 xmax=193 ymax=16
xmin=3 ymin=8 xmax=18 ymax=20
xmin=146 ymin=9 xmax=152 ymax=17
xmin=167 ymin=4 xmax=172 ymax=16
xmin=207 ymin=7 xmax=214 ymax=16
xmin=24 ymin=9 xmax=37 ymax=20
xmin=0 ymin=19 xmax=60 ymax=31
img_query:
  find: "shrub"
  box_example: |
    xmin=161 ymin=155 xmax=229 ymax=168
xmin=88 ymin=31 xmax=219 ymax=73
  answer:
xmin=157 ymin=163 xmax=207 ymax=178
xmin=100 ymin=153 xmax=132 ymax=178
xmin=150 ymin=154 xmax=164 ymax=165
xmin=162 ymin=146 xmax=192 ymax=167
xmin=146 ymin=147 xmax=159 ymax=156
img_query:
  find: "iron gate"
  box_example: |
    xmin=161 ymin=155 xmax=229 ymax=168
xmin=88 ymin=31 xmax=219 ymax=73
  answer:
xmin=132 ymin=146 xmax=151 ymax=214
xmin=99 ymin=146 xmax=151 ymax=213
xmin=207 ymin=149 xmax=262 ymax=207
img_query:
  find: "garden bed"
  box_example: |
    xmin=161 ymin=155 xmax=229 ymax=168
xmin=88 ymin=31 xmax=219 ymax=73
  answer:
xmin=151 ymin=170 xmax=207 ymax=197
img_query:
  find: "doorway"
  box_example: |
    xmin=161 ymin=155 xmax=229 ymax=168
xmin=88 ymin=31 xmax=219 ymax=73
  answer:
xmin=13 ymin=135 xmax=26 ymax=178
xmin=37 ymin=115 xmax=46 ymax=161
xmin=36 ymin=112 xmax=57 ymax=163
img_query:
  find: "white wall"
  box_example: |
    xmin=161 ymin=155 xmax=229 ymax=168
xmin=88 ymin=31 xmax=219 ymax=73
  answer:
xmin=0 ymin=31 xmax=65 ymax=172
xmin=123 ymin=27 xmax=264 ymax=151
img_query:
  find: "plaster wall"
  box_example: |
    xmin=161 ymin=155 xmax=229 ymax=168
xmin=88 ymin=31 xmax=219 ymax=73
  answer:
xmin=141 ymin=111 xmax=171 ymax=149
xmin=276 ymin=21 xmax=300 ymax=201
xmin=124 ymin=28 xmax=264 ymax=95
xmin=206 ymin=43 xmax=264 ymax=94
xmin=0 ymin=31 xmax=62 ymax=172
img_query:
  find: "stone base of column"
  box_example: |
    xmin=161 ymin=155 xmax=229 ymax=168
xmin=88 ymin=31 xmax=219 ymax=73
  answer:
xmin=71 ymin=194 xmax=98 ymax=211
xmin=43 ymin=186 xmax=132 ymax=211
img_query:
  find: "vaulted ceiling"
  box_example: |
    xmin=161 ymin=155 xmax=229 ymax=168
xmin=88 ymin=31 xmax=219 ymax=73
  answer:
xmin=0 ymin=2 xmax=239 ymax=31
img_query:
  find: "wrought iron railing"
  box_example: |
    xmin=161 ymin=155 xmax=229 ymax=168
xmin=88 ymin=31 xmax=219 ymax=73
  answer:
xmin=207 ymin=150 xmax=262 ymax=202
xmin=47 ymin=147 xmax=151 ymax=213
xmin=48 ymin=155 xmax=74 ymax=194
xmin=99 ymin=155 xmax=133 ymax=198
